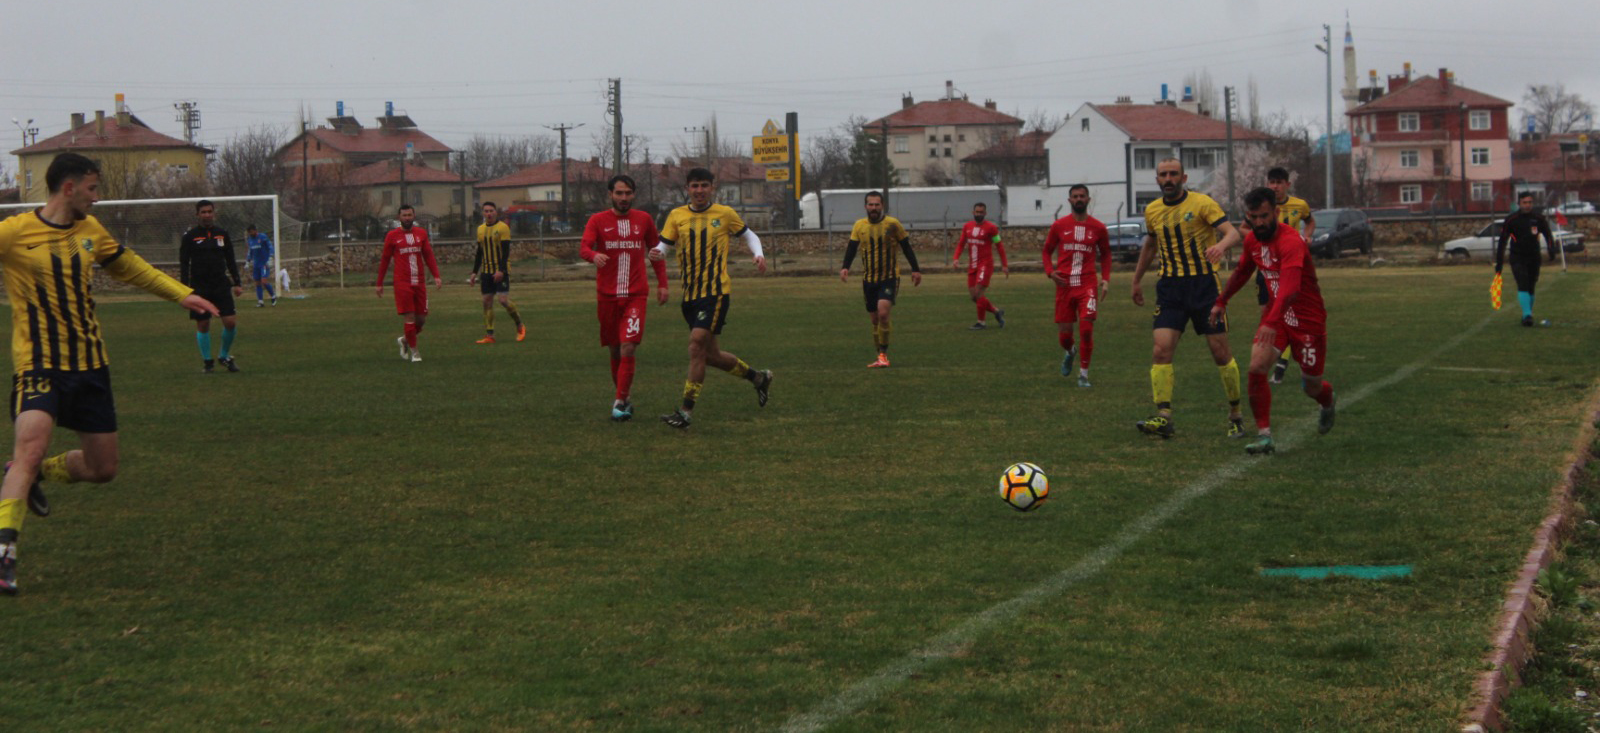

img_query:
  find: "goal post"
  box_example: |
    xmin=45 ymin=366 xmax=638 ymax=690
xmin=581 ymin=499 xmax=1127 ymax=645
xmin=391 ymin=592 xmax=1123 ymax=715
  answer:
xmin=0 ymin=194 xmax=287 ymax=285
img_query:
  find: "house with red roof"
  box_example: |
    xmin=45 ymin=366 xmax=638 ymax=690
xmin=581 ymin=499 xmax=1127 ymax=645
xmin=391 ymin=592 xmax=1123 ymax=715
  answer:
xmin=1018 ymin=100 xmax=1271 ymax=225
xmin=864 ymin=83 xmax=1025 ymax=187
xmin=339 ymin=158 xmax=472 ymax=221
xmin=475 ymin=158 xmax=612 ymax=217
xmin=1347 ymin=69 xmax=1513 ymax=213
xmin=1510 ymin=133 xmax=1600 ymax=209
xmin=11 ymin=95 xmax=212 ymax=203
xmin=961 ymin=129 xmax=1050 ymax=188
xmin=274 ymin=110 xmax=456 ymax=217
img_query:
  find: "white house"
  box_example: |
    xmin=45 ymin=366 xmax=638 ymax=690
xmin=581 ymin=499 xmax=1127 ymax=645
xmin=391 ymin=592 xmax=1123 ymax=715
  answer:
xmin=1009 ymin=101 xmax=1271 ymax=226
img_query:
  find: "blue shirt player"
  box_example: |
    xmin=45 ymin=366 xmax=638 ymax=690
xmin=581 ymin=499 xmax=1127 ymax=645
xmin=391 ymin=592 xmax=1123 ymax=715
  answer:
xmin=246 ymin=224 xmax=276 ymax=306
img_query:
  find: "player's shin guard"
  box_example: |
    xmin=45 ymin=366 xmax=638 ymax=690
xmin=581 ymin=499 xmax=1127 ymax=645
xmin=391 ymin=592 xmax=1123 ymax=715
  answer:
xmin=728 ymin=358 xmax=751 ymax=379
xmin=1219 ymin=358 xmax=1241 ymax=407
xmin=503 ymin=301 xmax=523 ymax=326
xmin=265 ymin=282 xmax=275 ymax=298
xmin=879 ymin=323 xmax=891 ymax=352
xmin=403 ymin=322 xmax=418 ymax=349
xmin=1151 ymin=364 xmax=1174 ymax=409
xmin=978 ymin=297 xmax=996 ymax=315
xmin=1518 ymin=291 xmax=1533 ymax=318
xmin=256 ymin=284 xmax=264 ymax=301
xmin=610 ymin=354 xmax=621 ymax=385
xmin=616 ymin=356 xmax=636 ymax=401
xmin=1312 ymin=380 xmax=1335 ymax=407
xmin=871 ymin=323 xmax=883 ymax=349
xmin=1079 ymin=321 xmax=1095 ymax=369
xmin=220 ymin=327 xmax=236 ymax=359
xmin=1058 ymin=331 xmax=1074 ymax=352
xmin=483 ymin=305 xmax=495 ymax=334
xmin=682 ymin=380 xmax=704 ymax=411
xmin=40 ymin=454 xmax=72 ymax=484
xmin=196 ymin=331 xmax=212 ymax=360
xmin=1248 ymin=372 xmax=1273 ymax=430
xmin=0 ymin=498 xmax=24 ymax=534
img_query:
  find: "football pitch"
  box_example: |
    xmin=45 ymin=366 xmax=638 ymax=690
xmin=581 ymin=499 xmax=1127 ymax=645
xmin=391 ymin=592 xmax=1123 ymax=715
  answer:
xmin=3 ymin=263 xmax=1598 ymax=731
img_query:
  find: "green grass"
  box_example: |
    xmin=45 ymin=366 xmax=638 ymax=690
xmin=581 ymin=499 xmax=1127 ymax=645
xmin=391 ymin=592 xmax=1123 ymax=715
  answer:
xmin=3 ymin=263 xmax=1599 ymax=731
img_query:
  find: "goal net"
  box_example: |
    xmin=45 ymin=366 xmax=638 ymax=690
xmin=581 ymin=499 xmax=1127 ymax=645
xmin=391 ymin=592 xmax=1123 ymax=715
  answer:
xmin=0 ymin=195 xmax=302 ymax=284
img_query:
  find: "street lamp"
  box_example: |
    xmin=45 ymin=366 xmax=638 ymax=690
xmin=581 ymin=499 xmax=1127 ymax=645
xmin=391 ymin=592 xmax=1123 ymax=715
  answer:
xmin=11 ymin=117 xmax=36 ymax=148
xmin=1314 ymin=26 xmax=1334 ymax=209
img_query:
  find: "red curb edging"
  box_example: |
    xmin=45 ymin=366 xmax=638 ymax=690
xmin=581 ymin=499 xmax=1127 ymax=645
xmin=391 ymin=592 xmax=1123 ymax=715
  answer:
xmin=1462 ymin=400 xmax=1600 ymax=732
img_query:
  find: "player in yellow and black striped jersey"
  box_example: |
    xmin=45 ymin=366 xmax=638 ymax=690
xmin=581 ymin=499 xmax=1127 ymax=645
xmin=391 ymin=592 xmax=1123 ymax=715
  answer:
xmin=0 ymin=152 xmax=218 ymax=595
xmin=648 ymin=167 xmax=772 ymax=429
xmin=469 ymin=202 xmax=524 ymax=343
xmin=841 ymin=191 xmax=922 ymax=368
xmin=1264 ymin=167 xmax=1316 ymax=383
xmin=1130 ymin=158 xmax=1245 ymax=440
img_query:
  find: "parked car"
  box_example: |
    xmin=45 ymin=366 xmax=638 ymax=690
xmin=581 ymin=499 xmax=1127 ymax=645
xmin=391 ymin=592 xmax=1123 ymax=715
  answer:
xmin=1556 ymin=201 xmax=1596 ymax=215
xmin=1307 ymin=209 xmax=1373 ymax=259
xmin=1106 ymin=220 xmax=1146 ymax=262
xmin=1439 ymin=221 xmax=1585 ymax=259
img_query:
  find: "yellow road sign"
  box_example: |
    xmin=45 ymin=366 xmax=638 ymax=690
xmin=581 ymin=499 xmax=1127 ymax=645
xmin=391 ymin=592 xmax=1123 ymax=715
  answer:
xmin=762 ymin=119 xmax=782 ymax=136
xmin=765 ymin=168 xmax=790 ymax=182
xmin=753 ymin=135 xmax=789 ymax=164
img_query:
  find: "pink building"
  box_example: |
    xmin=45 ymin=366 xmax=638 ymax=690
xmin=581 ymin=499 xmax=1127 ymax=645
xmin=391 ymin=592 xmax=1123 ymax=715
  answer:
xmin=1348 ymin=69 xmax=1513 ymax=213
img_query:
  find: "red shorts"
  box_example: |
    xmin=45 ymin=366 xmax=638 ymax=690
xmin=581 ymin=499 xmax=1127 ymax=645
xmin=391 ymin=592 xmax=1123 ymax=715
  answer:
xmin=394 ymin=286 xmax=428 ymax=316
xmin=1054 ymin=284 xmax=1098 ymax=324
xmin=966 ymin=265 xmax=992 ymax=289
xmin=598 ymin=295 xmax=648 ymax=346
xmin=1269 ymin=324 xmax=1327 ymax=378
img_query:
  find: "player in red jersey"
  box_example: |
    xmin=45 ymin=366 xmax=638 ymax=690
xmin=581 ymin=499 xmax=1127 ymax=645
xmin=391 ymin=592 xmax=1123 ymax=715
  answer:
xmin=1042 ymin=185 xmax=1111 ymax=387
xmin=951 ymin=202 xmax=1008 ymax=329
xmin=1210 ymin=187 xmax=1336 ymax=455
xmin=581 ymin=174 xmax=668 ymax=422
xmin=374 ymin=204 xmax=441 ymax=363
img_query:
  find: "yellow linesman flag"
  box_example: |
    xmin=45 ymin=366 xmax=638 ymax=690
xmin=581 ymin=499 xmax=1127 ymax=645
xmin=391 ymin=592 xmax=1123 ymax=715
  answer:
xmin=1490 ymin=272 xmax=1503 ymax=310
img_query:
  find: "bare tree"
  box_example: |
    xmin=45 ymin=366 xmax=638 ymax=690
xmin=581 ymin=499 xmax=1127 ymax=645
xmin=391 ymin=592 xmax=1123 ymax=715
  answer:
xmin=1182 ymin=69 xmax=1220 ymax=116
xmin=802 ymin=118 xmax=860 ymax=193
xmin=211 ymin=125 xmax=287 ymax=196
xmin=1520 ymin=84 xmax=1597 ymax=134
xmin=459 ymin=134 xmax=557 ymax=182
xmin=98 ymin=156 xmax=207 ymax=200
xmin=1023 ymin=108 xmax=1065 ymax=133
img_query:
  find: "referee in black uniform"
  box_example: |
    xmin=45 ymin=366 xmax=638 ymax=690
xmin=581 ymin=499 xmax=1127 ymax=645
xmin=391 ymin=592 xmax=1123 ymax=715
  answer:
xmin=1495 ymin=192 xmax=1557 ymax=327
xmin=179 ymin=200 xmax=244 ymax=372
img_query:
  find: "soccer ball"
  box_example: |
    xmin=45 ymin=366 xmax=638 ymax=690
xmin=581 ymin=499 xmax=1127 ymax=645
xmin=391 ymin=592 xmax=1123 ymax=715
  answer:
xmin=998 ymin=462 xmax=1049 ymax=512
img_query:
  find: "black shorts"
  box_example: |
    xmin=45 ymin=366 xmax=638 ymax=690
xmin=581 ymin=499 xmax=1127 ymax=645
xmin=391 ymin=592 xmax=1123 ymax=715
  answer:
xmin=478 ymin=274 xmax=511 ymax=295
xmin=681 ymin=295 xmax=730 ymax=334
xmin=862 ymin=278 xmax=899 ymax=312
xmin=11 ymin=367 xmax=117 ymax=433
xmin=1153 ymin=274 xmax=1227 ymax=335
xmin=1510 ymin=255 xmax=1541 ymax=294
xmin=191 ymin=285 xmax=236 ymax=320
xmin=1255 ymin=271 xmax=1270 ymax=306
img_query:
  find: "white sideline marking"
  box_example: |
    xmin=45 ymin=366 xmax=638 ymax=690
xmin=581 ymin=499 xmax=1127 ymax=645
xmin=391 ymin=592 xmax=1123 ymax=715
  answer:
xmin=777 ymin=313 xmax=1495 ymax=733
xmin=1431 ymin=367 xmax=1513 ymax=374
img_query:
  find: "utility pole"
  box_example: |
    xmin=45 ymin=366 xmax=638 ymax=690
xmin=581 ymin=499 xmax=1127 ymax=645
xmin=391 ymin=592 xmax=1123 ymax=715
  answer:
xmin=685 ymin=126 xmax=711 ymax=165
xmin=456 ymin=150 xmax=471 ymax=234
xmin=173 ymin=101 xmax=201 ymax=144
xmin=300 ymin=111 xmax=310 ymax=219
xmin=787 ymin=111 xmax=800 ymax=230
xmin=1224 ymin=86 xmax=1237 ymax=215
xmin=608 ymin=78 xmax=623 ymax=175
xmin=547 ymin=123 xmax=582 ymax=228
xmin=1316 ymin=25 xmax=1335 ymax=209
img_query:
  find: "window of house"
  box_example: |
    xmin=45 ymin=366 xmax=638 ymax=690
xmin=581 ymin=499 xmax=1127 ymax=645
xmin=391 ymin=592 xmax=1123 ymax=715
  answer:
xmin=169 ymin=164 xmax=189 ymax=174
xmin=1471 ymin=181 xmax=1493 ymax=201
xmin=1081 ymin=118 xmax=1090 ymax=131
xmin=958 ymin=134 xmax=965 ymax=142
xmin=896 ymin=169 xmax=909 ymax=185
xmin=1133 ymin=149 xmax=1156 ymax=170
xmin=1400 ymin=184 xmax=1422 ymax=204
xmin=1181 ymin=147 xmax=1216 ymax=169
xmin=929 ymin=148 xmax=938 ymax=158
xmin=928 ymin=135 xmax=937 ymax=143
xmin=1398 ymin=113 xmax=1420 ymax=132
xmin=943 ymin=134 xmax=951 ymax=143
xmin=1135 ymin=192 xmax=1162 ymax=209
xmin=382 ymin=190 xmax=394 ymax=205
xmin=23 ymin=169 xmax=31 ymax=190
xmin=1469 ymin=110 xmax=1491 ymax=131
xmin=1399 ymin=149 xmax=1419 ymax=168
xmin=1035 ymin=199 xmax=1043 ymax=210
xmin=546 ymin=191 xmax=557 ymax=200
xmin=941 ymin=148 xmax=950 ymax=157
xmin=894 ymin=136 xmax=909 ymax=154
xmin=1471 ymin=147 xmax=1490 ymax=166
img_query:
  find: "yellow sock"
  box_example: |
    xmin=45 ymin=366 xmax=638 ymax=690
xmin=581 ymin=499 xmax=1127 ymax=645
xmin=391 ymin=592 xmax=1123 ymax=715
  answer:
xmin=1151 ymin=364 xmax=1175 ymax=408
xmin=504 ymin=301 xmax=523 ymax=326
xmin=1219 ymin=358 xmax=1241 ymax=404
xmin=483 ymin=305 xmax=495 ymax=333
xmin=728 ymin=359 xmax=750 ymax=378
xmin=879 ymin=323 xmax=891 ymax=349
xmin=41 ymin=453 xmax=71 ymax=484
xmin=682 ymin=380 xmax=704 ymax=409
xmin=0 ymin=498 xmax=23 ymax=534
xmin=1280 ymin=346 xmax=1291 ymax=361
xmin=871 ymin=324 xmax=882 ymax=348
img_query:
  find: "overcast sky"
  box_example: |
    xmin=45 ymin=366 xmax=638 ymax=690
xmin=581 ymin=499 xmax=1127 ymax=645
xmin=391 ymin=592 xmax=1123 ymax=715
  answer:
xmin=4 ymin=0 xmax=1596 ymax=161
